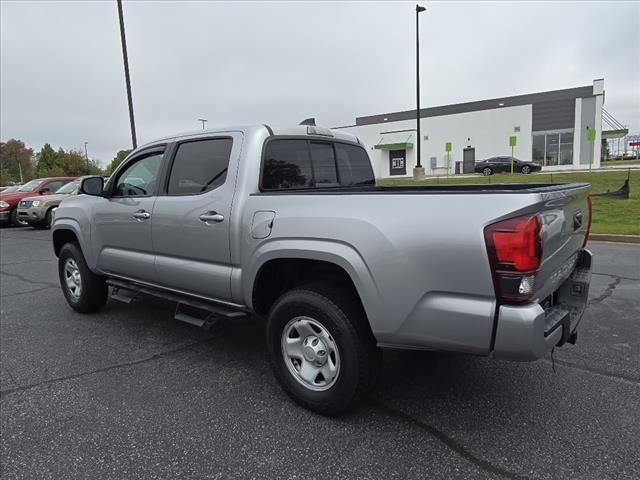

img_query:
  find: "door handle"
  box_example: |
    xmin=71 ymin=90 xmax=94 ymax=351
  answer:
xmin=133 ymin=210 xmax=151 ymax=220
xmin=199 ymin=212 xmax=224 ymax=223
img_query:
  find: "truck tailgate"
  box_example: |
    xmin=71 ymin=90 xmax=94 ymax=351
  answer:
xmin=534 ymin=183 xmax=591 ymax=302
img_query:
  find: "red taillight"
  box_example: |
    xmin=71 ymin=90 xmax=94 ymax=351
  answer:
xmin=484 ymin=214 xmax=543 ymax=303
xmin=582 ymin=196 xmax=592 ymax=248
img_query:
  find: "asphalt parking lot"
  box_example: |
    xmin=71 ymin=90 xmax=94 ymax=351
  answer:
xmin=1 ymin=227 xmax=638 ymax=479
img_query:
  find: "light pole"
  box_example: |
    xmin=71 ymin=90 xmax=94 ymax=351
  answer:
xmin=198 ymin=118 xmax=208 ymax=129
xmin=414 ymin=4 xmax=426 ymax=179
xmin=84 ymin=142 xmax=89 ymax=173
xmin=117 ymin=0 xmax=137 ymax=149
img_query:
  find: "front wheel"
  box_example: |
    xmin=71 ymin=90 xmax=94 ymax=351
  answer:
xmin=521 ymin=165 xmax=531 ymax=174
xmin=58 ymin=242 xmax=108 ymax=313
xmin=266 ymin=284 xmax=381 ymax=416
xmin=9 ymin=208 xmax=27 ymax=227
xmin=482 ymin=167 xmax=493 ymax=176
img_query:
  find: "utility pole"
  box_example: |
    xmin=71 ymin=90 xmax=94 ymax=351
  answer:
xmin=414 ymin=4 xmax=426 ymax=179
xmin=117 ymin=0 xmax=137 ymax=149
xmin=84 ymin=142 xmax=89 ymax=173
xmin=198 ymin=118 xmax=208 ymax=129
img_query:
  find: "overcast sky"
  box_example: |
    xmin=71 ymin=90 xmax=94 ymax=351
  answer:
xmin=2 ymin=1 xmax=639 ymax=165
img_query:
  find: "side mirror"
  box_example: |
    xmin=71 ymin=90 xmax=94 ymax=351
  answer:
xmin=39 ymin=189 xmax=50 ymax=195
xmin=80 ymin=176 xmax=105 ymax=196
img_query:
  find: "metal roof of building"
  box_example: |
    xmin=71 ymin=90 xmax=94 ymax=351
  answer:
xmin=354 ymin=85 xmax=595 ymax=127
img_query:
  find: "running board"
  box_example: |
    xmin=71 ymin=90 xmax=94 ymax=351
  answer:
xmin=106 ymin=279 xmax=248 ymax=328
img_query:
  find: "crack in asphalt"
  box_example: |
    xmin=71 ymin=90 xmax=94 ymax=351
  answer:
xmin=0 ymin=285 xmax=58 ymax=298
xmin=0 ymin=337 xmax=215 ymax=398
xmin=589 ymin=276 xmax=622 ymax=306
xmin=541 ymin=358 xmax=640 ymax=386
xmin=592 ymin=272 xmax=640 ymax=282
xmin=0 ymin=258 xmax=56 ymax=266
xmin=370 ymin=400 xmax=533 ymax=480
xmin=0 ymin=270 xmax=59 ymax=289
xmin=0 ymin=234 xmax=52 ymax=243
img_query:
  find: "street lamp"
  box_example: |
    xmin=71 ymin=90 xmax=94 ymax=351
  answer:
xmin=198 ymin=118 xmax=208 ymax=129
xmin=84 ymin=142 xmax=89 ymax=173
xmin=414 ymin=4 xmax=426 ymax=179
xmin=117 ymin=0 xmax=137 ymax=149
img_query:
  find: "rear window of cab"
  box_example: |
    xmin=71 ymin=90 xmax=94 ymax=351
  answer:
xmin=261 ymin=139 xmax=374 ymax=191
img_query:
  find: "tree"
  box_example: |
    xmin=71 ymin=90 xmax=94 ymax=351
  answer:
xmin=0 ymin=139 xmax=35 ymax=185
xmin=35 ymin=145 xmax=105 ymax=177
xmin=35 ymin=144 xmax=66 ymax=177
xmin=106 ymin=149 xmax=132 ymax=174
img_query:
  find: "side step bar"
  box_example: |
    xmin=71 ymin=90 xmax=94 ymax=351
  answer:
xmin=106 ymin=279 xmax=248 ymax=329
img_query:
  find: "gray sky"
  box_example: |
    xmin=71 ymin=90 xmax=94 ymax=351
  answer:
xmin=2 ymin=1 xmax=639 ymax=165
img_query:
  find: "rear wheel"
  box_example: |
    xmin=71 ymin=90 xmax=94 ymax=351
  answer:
xmin=266 ymin=284 xmax=381 ymax=416
xmin=58 ymin=242 xmax=108 ymax=313
xmin=521 ymin=165 xmax=531 ymax=174
xmin=482 ymin=167 xmax=493 ymax=176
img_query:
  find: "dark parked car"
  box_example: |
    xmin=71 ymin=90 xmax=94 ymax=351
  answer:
xmin=474 ymin=157 xmax=541 ymax=176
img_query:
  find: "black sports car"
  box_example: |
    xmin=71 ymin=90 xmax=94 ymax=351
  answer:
xmin=474 ymin=157 xmax=542 ymax=176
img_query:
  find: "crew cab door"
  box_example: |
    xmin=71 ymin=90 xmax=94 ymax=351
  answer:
xmin=92 ymin=147 xmax=165 ymax=282
xmin=151 ymin=134 xmax=241 ymax=301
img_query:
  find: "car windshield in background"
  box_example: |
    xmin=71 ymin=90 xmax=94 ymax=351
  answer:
xmin=18 ymin=179 xmax=44 ymax=192
xmin=1 ymin=186 xmax=20 ymax=193
xmin=55 ymin=181 xmax=79 ymax=194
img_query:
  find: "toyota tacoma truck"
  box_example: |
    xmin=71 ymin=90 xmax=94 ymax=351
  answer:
xmin=52 ymin=124 xmax=592 ymax=415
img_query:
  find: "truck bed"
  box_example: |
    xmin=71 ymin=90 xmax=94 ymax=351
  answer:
xmin=254 ymin=182 xmax=590 ymax=195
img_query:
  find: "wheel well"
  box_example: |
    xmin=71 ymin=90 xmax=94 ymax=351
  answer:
xmin=252 ymin=258 xmax=361 ymax=317
xmin=53 ymin=229 xmax=78 ymax=257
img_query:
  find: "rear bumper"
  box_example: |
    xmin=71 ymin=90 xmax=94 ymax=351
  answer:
xmin=493 ymin=249 xmax=592 ymax=361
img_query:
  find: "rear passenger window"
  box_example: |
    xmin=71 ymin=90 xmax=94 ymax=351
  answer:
xmin=262 ymin=140 xmax=313 ymax=190
xmin=335 ymin=144 xmax=375 ymax=186
xmin=309 ymin=142 xmax=338 ymax=186
xmin=168 ymin=138 xmax=233 ymax=195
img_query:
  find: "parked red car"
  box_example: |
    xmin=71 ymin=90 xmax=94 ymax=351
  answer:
xmin=0 ymin=177 xmax=76 ymax=227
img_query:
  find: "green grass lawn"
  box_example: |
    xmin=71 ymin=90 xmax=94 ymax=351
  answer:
xmin=378 ymin=169 xmax=639 ymax=235
xmin=601 ymin=158 xmax=640 ymax=166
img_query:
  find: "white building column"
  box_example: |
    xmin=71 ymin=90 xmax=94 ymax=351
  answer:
xmin=593 ymin=79 xmax=605 ymax=168
xmin=573 ymin=98 xmax=582 ymax=167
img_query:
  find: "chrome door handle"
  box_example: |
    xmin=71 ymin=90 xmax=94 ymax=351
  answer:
xmin=199 ymin=212 xmax=224 ymax=223
xmin=133 ymin=210 xmax=151 ymax=220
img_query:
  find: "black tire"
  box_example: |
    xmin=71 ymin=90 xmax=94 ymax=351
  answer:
xmin=266 ymin=284 xmax=381 ymax=416
xmin=58 ymin=242 xmax=108 ymax=313
xmin=521 ymin=165 xmax=531 ymax=174
xmin=9 ymin=208 xmax=27 ymax=227
xmin=44 ymin=209 xmax=53 ymax=229
xmin=482 ymin=167 xmax=493 ymax=176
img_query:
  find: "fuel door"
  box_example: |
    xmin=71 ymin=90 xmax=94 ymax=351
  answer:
xmin=251 ymin=211 xmax=275 ymax=239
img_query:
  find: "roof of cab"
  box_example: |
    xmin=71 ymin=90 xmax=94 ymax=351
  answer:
xmin=139 ymin=124 xmax=361 ymax=150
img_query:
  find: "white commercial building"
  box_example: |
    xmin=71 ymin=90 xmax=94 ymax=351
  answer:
xmin=337 ymin=79 xmax=605 ymax=178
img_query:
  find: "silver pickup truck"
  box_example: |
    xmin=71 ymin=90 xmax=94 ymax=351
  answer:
xmin=52 ymin=124 xmax=592 ymax=415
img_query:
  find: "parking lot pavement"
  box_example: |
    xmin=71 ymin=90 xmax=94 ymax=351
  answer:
xmin=1 ymin=227 xmax=639 ymax=480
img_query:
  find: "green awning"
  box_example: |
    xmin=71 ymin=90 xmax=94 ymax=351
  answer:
xmin=374 ymin=142 xmax=413 ymax=150
xmin=602 ymin=129 xmax=629 ymax=139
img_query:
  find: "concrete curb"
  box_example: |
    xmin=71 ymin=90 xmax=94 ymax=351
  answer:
xmin=590 ymin=234 xmax=640 ymax=244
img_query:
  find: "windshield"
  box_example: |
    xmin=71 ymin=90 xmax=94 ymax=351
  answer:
xmin=18 ymin=179 xmax=44 ymax=192
xmin=55 ymin=181 xmax=79 ymax=194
